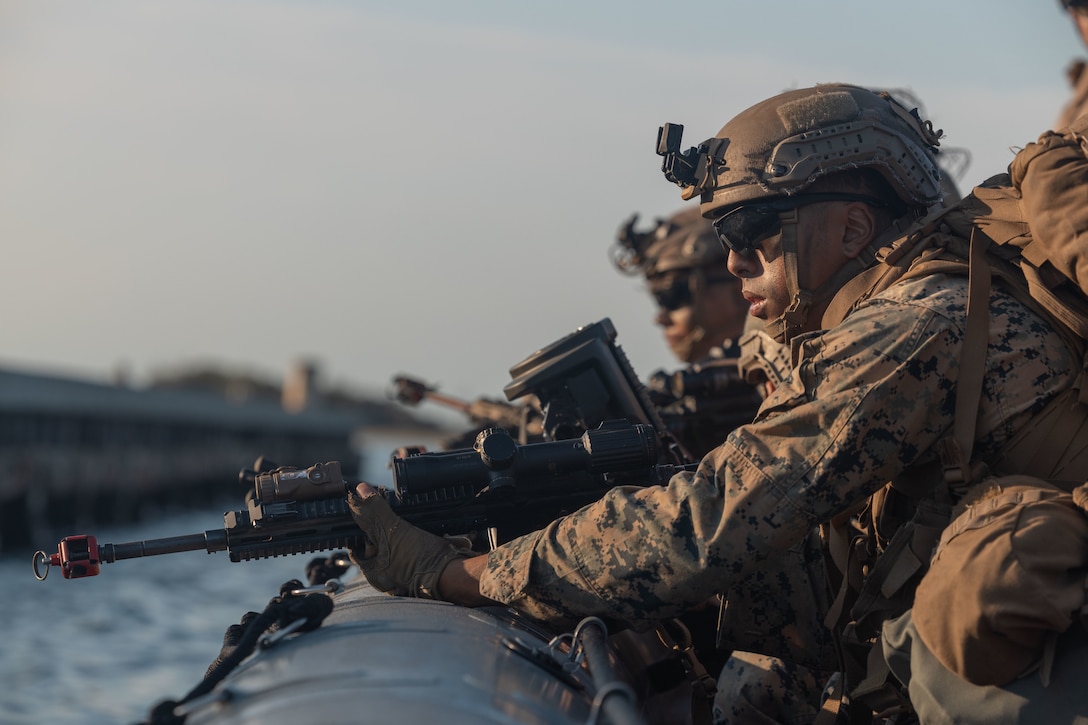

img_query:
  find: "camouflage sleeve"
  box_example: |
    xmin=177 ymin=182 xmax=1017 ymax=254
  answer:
xmin=480 ymin=277 xmax=1077 ymax=629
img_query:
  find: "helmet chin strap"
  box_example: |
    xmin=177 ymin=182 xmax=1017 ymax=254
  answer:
xmin=763 ymin=208 xmax=880 ymax=344
xmin=763 ymin=209 xmax=809 ymax=343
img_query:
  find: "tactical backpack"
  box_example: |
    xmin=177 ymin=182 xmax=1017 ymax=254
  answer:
xmin=815 ymin=115 xmax=1088 ymax=722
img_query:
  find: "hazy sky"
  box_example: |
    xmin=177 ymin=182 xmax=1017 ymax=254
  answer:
xmin=1 ymin=0 xmax=1082 ymax=408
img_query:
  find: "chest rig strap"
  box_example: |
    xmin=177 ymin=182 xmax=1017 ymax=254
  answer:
xmin=819 ymin=229 xmax=994 ymax=720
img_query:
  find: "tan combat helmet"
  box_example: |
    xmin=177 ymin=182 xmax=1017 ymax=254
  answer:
xmin=612 ymin=206 xmax=736 ymax=361
xmin=657 ymin=83 xmax=946 ymax=342
xmin=876 ymin=87 xmax=971 ymax=203
xmin=612 ymin=206 xmax=725 ymax=278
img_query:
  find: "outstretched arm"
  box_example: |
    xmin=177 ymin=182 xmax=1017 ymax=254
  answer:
xmin=437 ymin=550 xmax=494 ymax=606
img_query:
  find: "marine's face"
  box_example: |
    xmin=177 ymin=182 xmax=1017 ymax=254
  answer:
xmin=651 ymin=270 xmax=747 ymax=362
xmin=726 ymin=231 xmax=788 ymax=324
xmin=724 ymin=201 xmax=854 ymax=331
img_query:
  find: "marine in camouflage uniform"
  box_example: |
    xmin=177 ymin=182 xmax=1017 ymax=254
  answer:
xmin=480 ymin=89 xmax=1081 ymax=723
xmin=611 ymin=207 xmax=763 ymax=460
xmin=611 ymin=206 xmax=747 ymax=367
xmin=613 ymin=207 xmax=834 ymax=721
xmin=349 ymin=85 xmax=1085 ymax=723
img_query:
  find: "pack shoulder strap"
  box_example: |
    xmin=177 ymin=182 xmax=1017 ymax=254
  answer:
xmin=821 ymin=209 xmax=956 ymax=330
xmin=826 ymin=229 xmax=992 ymax=717
xmin=938 ymin=229 xmax=991 ymax=489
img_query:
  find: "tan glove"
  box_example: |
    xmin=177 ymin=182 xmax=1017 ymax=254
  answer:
xmin=347 ymin=489 xmax=474 ymax=599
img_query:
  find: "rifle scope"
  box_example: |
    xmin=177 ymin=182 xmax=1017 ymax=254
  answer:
xmin=392 ymin=419 xmax=657 ymax=499
xmin=647 ymin=361 xmax=746 ymax=402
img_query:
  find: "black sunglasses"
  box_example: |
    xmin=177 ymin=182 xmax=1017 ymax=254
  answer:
xmin=711 ymin=193 xmax=890 ymax=257
xmin=651 ymin=274 xmax=737 ymax=311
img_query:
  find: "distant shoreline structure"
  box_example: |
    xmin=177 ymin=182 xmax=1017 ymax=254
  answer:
xmin=0 ymin=362 xmax=444 ymax=555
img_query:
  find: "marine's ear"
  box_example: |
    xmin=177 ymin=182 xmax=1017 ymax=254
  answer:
xmin=840 ymin=202 xmax=880 ymax=259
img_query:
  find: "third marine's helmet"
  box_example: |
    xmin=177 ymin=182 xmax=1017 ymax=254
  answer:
xmin=658 ymin=83 xmax=946 ymax=218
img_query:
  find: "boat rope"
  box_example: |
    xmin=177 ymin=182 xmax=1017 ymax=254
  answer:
xmin=139 ymin=578 xmax=335 ymax=725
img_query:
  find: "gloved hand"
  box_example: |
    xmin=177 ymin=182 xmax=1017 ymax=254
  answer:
xmin=347 ymin=486 xmax=475 ymax=599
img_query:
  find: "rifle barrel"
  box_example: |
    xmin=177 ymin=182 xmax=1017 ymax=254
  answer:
xmin=100 ymin=530 xmax=228 ymax=563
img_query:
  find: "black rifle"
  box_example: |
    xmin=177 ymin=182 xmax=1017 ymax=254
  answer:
xmin=32 ymin=317 xmax=735 ymax=581
xmin=33 ymin=420 xmax=696 ymax=580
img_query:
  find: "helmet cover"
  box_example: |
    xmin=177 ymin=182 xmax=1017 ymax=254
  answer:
xmin=657 ymin=83 xmax=945 ymax=218
xmin=612 ymin=206 xmax=726 ymax=279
